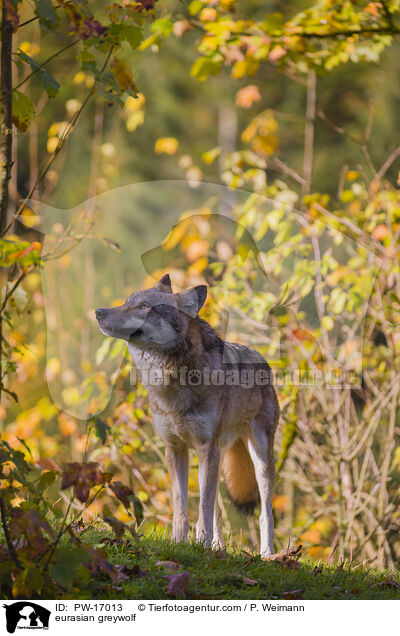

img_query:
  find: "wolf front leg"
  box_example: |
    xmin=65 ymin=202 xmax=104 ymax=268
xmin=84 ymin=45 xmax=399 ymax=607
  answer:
xmin=165 ymin=442 xmax=189 ymax=542
xmin=196 ymin=441 xmax=221 ymax=546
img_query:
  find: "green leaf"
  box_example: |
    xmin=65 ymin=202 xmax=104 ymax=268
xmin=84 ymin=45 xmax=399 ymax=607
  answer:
xmin=190 ymin=57 xmax=223 ymax=82
xmin=12 ymin=91 xmax=35 ymax=131
xmin=188 ymin=0 xmax=203 ymax=15
xmin=109 ymin=24 xmax=143 ymax=50
xmin=50 ymin=545 xmax=89 ymax=588
xmin=131 ymin=493 xmax=144 ymax=526
xmin=151 ymin=18 xmax=173 ymax=37
xmin=41 ymin=70 xmax=60 ymax=98
xmin=17 ymin=49 xmax=60 ymax=98
xmin=92 ymin=416 xmax=111 ymax=444
xmin=37 ymin=470 xmax=57 ymax=492
xmin=34 ymin=0 xmax=59 ymax=32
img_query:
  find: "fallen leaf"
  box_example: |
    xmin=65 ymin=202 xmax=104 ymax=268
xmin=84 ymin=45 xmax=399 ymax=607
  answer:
xmin=283 ymin=558 xmax=301 ymax=570
xmin=284 ymin=588 xmax=305 ymax=600
xmin=165 ymin=571 xmax=190 ymax=597
xmin=156 ymin=560 xmax=181 ymax=571
xmin=234 ymin=574 xmax=258 ymax=586
xmin=266 ymin=545 xmax=302 ymax=562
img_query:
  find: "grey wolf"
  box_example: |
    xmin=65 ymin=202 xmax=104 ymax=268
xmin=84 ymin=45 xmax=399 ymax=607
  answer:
xmin=96 ymin=274 xmax=280 ymax=557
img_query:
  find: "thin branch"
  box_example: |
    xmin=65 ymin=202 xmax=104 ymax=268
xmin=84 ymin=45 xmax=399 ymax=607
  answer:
xmin=18 ymin=3 xmax=67 ymax=29
xmin=1 ymin=46 xmax=114 ymax=237
xmin=377 ymin=145 xmax=400 ymax=179
xmin=313 ymin=202 xmax=387 ymax=257
xmin=1 ymin=269 xmax=31 ymax=313
xmin=269 ymin=156 xmax=307 ymax=186
xmin=0 ymin=497 xmax=21 ymax=569
xmin=292 ymin=26 xmax=400 ymax=38
xmin=0 ymin=39 xmax=80 ymax=103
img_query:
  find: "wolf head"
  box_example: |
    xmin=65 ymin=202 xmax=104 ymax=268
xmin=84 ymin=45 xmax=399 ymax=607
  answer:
xmin=95 ymin=274 xmax=207 ymax=351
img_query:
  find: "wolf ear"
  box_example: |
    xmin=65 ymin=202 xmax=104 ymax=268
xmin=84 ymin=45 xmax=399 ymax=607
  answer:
xmin=154 ymin=273 xmax=172 ymax=293
xmin=177 ymin=285 xmax=207 ymax=317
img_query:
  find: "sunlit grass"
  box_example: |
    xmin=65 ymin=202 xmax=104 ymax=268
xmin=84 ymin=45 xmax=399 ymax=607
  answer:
xmin=74 ymin=523 xmax=400 ymax=600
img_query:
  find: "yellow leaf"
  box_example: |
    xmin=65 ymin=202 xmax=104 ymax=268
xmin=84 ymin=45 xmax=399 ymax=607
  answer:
xmin=188 ymin=256 xmax=208 ymax=274
xmin=125 ymin=94 xmax=145 ymax=112
xmin=110 ymin=58 xmax=138 ymax=93
xmin=73 ymin=72 xmax=86 ymax=84
xmin=126 ymin=110 xmax=145 ymax=132
xmin=154 ymin=137 xmax=179 ymax=155
xmin=201 ymin=146 xmax=221 ymax=164
xmin=231 ymin=58 xmax=259 ymax=79
xmin=47 ymin=137 xmax=59 ymax=153
xmin=163 ymin=221 xmax=189 ymax=250
xmin=321 ymin=316 xmax=334 ymax=331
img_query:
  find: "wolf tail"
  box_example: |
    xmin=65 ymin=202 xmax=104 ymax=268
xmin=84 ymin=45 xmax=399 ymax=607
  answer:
xmin=222 ymin=439 xmax=259 ymax=515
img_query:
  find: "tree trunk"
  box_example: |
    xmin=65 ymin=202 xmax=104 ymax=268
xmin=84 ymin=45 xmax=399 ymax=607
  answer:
xmin=1 ymin=3 xmax=14 ymax=233
xmin=0 ymin=4 xmax=14 ymax=401
xmin=218 ymin=105 xmax=237 ymax=217
xmin=303 ymin=71 xmax=316 ymax=195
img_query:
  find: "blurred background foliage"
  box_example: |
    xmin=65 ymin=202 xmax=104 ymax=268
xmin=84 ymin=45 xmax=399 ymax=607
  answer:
xmin=2 ymin=0 xmax=400 ymax=570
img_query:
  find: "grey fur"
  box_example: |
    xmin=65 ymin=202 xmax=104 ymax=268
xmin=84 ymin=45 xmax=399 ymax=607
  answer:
xmin=96 ymin=275 xmax=279 ymax=556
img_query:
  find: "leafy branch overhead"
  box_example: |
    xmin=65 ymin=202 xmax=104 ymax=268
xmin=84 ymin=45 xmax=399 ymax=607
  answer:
xmin=6 ymin=0 xmax=156 ymax=133
xmin=146 ymin=1 xmax=400 ymax=80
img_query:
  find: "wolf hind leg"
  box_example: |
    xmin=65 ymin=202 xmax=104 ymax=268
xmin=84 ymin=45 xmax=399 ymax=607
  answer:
xmin=212 ymin=491 xmax=224 ymax=549
xmin=246 ymin=423 xmax=275 ymax=558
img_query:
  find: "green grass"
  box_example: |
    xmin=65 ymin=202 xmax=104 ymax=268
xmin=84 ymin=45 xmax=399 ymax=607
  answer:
xmin=75 ymin=526 xmax=400 ymax=600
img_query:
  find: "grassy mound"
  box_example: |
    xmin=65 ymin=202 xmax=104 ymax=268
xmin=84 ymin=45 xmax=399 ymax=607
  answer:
xmin=76 ymin=527 xmax=400 ymax=600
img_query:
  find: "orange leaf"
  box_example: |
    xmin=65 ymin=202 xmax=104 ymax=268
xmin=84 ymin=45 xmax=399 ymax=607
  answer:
xmin=372 ymin=224 xmax=389 ymax=241
xmin=235 ymin=85 xmax=261 ymax=109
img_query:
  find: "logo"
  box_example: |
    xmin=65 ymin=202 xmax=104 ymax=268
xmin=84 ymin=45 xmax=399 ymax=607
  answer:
xmin=3 ymin=603 xmax=50 ymax=634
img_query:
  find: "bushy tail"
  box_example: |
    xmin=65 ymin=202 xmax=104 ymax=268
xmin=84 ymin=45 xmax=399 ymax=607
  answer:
xmin=222 ymin=439 xmax=259 ymax=515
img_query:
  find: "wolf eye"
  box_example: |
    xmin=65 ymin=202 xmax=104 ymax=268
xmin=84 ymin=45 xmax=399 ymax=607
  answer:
xmin=137 ymin=303 xmax=150 ymax=310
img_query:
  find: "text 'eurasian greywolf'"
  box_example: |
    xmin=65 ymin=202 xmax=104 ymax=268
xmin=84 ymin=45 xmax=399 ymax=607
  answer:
xmin=96 ymin=274 xmax=279 ymax=557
